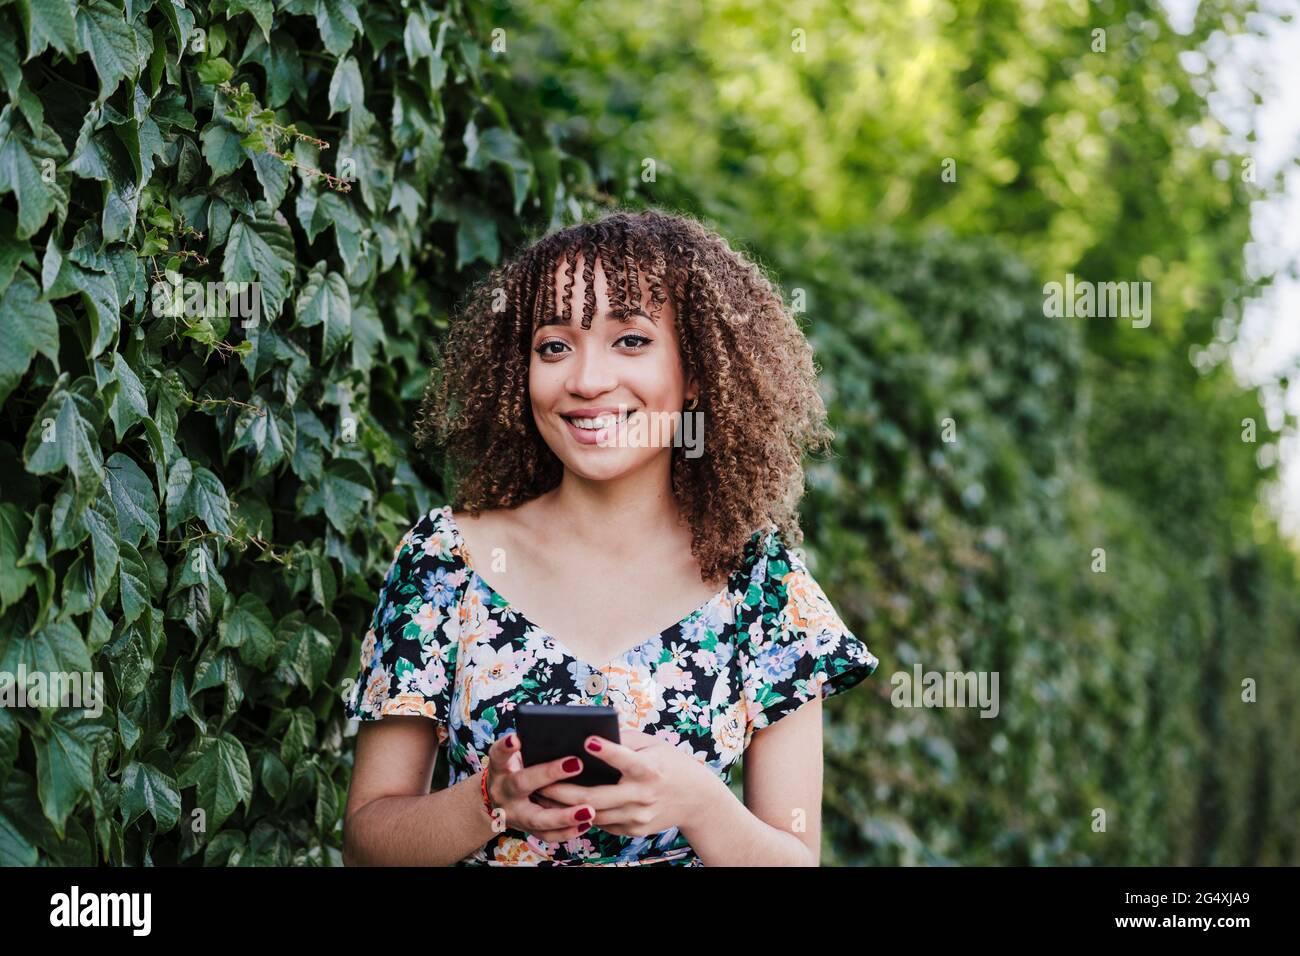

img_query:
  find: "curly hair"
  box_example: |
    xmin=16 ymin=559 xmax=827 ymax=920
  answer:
xmin=412 ymin=207 xmax=836 ymax=583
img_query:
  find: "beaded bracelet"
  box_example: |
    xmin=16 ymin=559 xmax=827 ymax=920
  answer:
xmin=480 ymin=756 xmax=496 ymax=818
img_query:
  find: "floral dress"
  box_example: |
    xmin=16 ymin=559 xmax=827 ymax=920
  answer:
xmin=345 ymin=504 xmax=879 ymax=866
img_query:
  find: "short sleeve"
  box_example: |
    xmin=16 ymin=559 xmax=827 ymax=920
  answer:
xmin=344 ymin=507 xmax=467 ymax=742
xmin=740 ymin=531 xmax=879 ymax=732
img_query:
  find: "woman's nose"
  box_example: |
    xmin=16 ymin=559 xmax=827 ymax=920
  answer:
xmin=564 ymin=342 xmax=618 ymax=393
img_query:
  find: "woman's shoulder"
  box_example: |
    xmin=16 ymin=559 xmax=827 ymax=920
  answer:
xmin=386 ymin=504 xmax=471 ymax=579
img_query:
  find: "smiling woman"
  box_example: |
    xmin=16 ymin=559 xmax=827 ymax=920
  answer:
xmin=341 ymin=207 xmax=878 ymax=866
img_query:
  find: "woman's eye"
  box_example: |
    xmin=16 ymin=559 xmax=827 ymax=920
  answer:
xmin=534 ymin=335 xmax=651 ymax=357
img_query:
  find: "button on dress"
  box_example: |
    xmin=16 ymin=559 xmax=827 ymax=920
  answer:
xmin=345 ymin=505 xmax=880 ymax=866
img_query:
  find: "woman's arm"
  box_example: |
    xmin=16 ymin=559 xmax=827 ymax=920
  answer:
xmin=343 ymin=716 xmax=497 ymax=866
xmin=679 ymin=696 xmax=824 ymax=866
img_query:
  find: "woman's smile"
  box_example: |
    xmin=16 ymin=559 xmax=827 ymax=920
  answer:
xmin=561 ymin=408 xmax=641 ymax=445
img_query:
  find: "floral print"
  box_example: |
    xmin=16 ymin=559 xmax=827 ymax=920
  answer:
xmin=345 ymin=504 xmax=879 ymax=865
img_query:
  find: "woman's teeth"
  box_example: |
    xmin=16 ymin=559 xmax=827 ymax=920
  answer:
xmin=566 ymin=412 xmax=633 ymax=430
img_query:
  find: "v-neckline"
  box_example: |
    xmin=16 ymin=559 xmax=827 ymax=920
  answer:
xmin=439 ymin=506 xmax=742 ymax=673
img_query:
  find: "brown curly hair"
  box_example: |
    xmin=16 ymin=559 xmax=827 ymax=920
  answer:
xmin=412 ymin=207 xmax=835 ymax=582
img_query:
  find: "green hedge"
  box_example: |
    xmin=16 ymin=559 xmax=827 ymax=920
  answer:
xmin=0 ymin=0 xmax=602 ymax=865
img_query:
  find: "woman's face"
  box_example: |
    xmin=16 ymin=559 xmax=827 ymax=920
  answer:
xmin=528 ymin=251 xmax=694 ymax=483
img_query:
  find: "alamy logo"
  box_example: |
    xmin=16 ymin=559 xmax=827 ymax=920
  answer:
xmin=1042 ymin=273 xmax=1152 ymax=328
xmin=0 ymin=666 xmax=104 ymax=717
xmin=49 ymin=886 xmax=151 ymax=936
xmin=890 ymin=663 xmax=1000 ymax=718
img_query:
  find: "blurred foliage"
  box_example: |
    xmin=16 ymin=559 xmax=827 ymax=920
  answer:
xmin=502 ymin=0 xmax=1300 ymax=863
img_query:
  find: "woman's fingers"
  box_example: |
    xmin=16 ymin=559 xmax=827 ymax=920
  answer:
xmin=579 ymin=735 xmax=646 ymax=777
xmin=522 ymin=801 xmax=595 ymax=838
xmin=487 ymin=733 xmax=597 ymax=838
xmin=486 ymin=731 xmax=521 ymax=767
xmin=535 ymin=780 xmax=622 ymax=806
xmin=508 ymin=751 xmax=588 ymax=798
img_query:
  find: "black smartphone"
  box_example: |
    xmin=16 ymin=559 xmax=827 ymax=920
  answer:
xmin=515 ymin=703 xmax=622 ymax=787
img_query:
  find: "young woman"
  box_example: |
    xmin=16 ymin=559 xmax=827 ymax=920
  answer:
xmin=342 ymin=208 xmax=879 ymax=866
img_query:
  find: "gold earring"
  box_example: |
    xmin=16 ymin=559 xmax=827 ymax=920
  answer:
xmin=685 ymin=396 xmax=699 ymax=411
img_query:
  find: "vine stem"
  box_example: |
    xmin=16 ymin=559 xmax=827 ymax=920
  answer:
xmin=181 ymin=394 xmax=264 ymax=414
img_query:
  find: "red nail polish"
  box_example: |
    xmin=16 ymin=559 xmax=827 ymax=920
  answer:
xmin=575 ymin=807 xmax=592 ymax=821
xmin=578 ymin=821 xmax=591 ymax=832
xmin=587 ymin=739 xmax=602 ymax=752
xmin=562 ymin=757 xmax=581 ymax=772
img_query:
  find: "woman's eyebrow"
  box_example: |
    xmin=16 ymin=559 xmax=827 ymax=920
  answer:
xmin=534 ymin=309 xmax=657 ymax=331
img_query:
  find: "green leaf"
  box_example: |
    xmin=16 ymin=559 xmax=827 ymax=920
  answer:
xmin=44 ymin=257 xmax=120 ymax=358
xmin=294 ymin=262 xmax=351 ymax=360
xmin=0 ymin=808 xmax=38 ymax=866
xmin=19 ymin=0 xmax=79 ymax=60
xmin=275 ymin=611 xmax=334 ymax=692
xmin=0 ymin=207 xmax=40 ymax=294
xmin=106 ymin=352 xmax=148 ymax=441
xmin=75 ymin=0 xmax=139 ymax=102
xmin=247 ymin=144 xmax=289 ymax=208
xmin=0 ymin=269 xmax=58 ymax=407
xmin=230 ymin=392 xmax=294 ymax=478
xmin=58 ymin=552 xmax=95 ymax=618
xmin=117 ymin=541 xmax=149 ymax=626
xmin=167 ymin=551 xmax=226 ymax=640
xmin=82 ymin=482 xmax=121 ymax=600
xmin=48 ymin=478 xmax=91 ymax=554
xmin=196 ymin=56 xmax=235 ymax=85
xmin=315 ymin=770 xmax=338 ymax=832
xmin=327 ymin=55 xmax=371 ymax=138
xmin=279 ymin=708 xmax=313 ymax=765
xmin=260 ymin=751 xmax=288 ymax=804
xmin=0 ymin=105 xmax=67 ymax=238
xmin=0 ymin=618 xmax=93 ymax=685
xmin=455 ymin=200 xmax=499 ymax=269
xmin=104 ymin=452 xmax=159 ymax=548
xmin=463 ymin=121 xmax=534 ymax=216
xmin=302 ymin=459 xmax=373 ymax=533
xmin=165 ymin=457 xmax=231 ymax=535
xmin=239 ymin=29 xmax=306 ymax=109
xmin=119 ymin=761 xmax=181 ymax=831
xmin=226 ymin=0 xmax=273 ymax=44
xmin=314 ymin=0 xmax=361 ymax=58
xmin=0 ymin=503 xmax=35 ymax=613
xmin=23 ymin=377 xmax=104 ymax=490
xmin=200 ymin=122 xmax=245 ymax=180
xmin=65 ymin=114 xmax=133 ymax=183
xmin=350 ymin=301 xmax=381 ymax=373
xmin=165 ymin=457 xmax=231 ymax=538
xmin=190 ymin=647 xmax=240 ymax=719
xmin=104 ymin=607 xmax=162 ymax=699
xmin=176 ymin=733 xmax=252 ymax=832
xmin=219 ymin=593 xmax=275 ymax=667
xmin=35 ymin=718 xmax=95 ymax=839
xmin=222 ymin=210 xmax=295 ymax=320
xmin=403 ymin=10 xmax=434 ymax=63
xmin=158 ymin=0 xmax=194 ymax=52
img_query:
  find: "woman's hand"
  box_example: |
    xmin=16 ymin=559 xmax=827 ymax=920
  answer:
xmin=483 ymin=732 xmax=595 ymax=844
xmin=534 ymin=730 xmax=719 ymax=837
